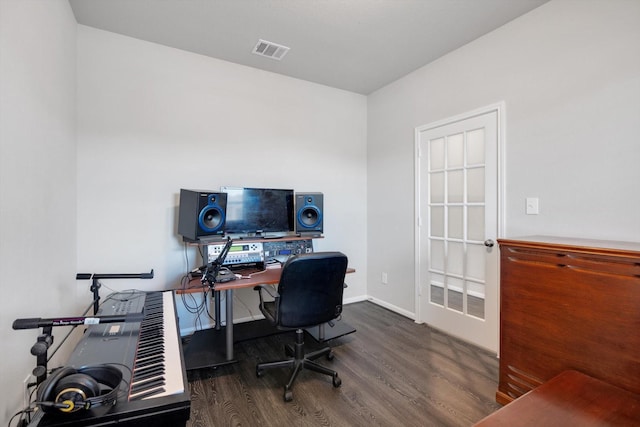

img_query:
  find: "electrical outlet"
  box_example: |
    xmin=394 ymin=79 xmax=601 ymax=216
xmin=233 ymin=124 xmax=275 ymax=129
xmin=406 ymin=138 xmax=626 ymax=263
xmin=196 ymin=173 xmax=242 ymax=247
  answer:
xmin=381 ymin=272 xmax=388 ymax=285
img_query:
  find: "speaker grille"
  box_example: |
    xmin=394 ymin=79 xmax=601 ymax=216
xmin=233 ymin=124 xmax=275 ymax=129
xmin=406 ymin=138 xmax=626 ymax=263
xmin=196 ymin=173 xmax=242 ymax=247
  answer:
xmin=201 ymin=207 xmax=223 ymax=230
xmin=300 ymin=207 xmax=320 ymax=227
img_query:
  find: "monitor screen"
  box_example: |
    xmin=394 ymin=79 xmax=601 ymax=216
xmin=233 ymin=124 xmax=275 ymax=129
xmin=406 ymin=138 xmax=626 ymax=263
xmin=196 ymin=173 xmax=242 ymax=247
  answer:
xmin=221 ymin=187 xmax=294 ymax=235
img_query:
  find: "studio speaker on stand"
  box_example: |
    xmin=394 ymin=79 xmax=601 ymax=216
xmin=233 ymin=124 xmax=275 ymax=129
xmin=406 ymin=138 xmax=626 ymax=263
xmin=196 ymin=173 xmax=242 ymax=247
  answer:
xmin=295 ymin=192 xmax=323 ymax=235
xmin=178 ymin=189 xmax=227 ymax=240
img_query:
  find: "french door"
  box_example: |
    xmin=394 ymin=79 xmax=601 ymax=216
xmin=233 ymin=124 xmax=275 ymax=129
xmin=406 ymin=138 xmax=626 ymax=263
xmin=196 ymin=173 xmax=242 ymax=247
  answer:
xmin=415 ymin=104 xmax=503 ymax=353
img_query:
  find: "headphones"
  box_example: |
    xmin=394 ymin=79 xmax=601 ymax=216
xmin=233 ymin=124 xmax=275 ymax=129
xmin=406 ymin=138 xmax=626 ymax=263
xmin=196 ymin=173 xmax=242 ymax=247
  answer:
xmin=36 ymin=365 xmax=123 ymax=413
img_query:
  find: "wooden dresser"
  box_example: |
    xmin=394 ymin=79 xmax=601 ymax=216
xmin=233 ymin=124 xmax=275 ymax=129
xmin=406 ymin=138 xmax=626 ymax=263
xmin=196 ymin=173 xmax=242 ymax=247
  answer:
xmin=496 ymin=236 xmax=640 ymax=405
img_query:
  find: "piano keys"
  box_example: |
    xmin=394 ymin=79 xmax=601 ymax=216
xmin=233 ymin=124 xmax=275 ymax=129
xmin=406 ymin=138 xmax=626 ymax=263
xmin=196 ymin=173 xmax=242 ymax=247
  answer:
xmin=33 ymin=291 xmax=190 ymax=427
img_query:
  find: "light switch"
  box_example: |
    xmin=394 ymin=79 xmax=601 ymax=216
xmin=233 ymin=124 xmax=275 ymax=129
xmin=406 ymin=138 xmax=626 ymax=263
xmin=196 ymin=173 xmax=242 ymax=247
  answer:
xmin=526 ymin=197 xmax=539 ymax=215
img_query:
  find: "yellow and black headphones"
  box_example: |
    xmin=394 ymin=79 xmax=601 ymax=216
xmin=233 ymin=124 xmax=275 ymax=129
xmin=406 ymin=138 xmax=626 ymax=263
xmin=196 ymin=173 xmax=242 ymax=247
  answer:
xmin=36 ymin=365 xmax=123 ymax=413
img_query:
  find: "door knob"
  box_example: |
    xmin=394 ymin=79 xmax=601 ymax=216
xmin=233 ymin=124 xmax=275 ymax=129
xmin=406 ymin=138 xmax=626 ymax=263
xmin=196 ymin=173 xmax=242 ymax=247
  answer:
xmin=484 ymin=239 xmax=495 ymax=247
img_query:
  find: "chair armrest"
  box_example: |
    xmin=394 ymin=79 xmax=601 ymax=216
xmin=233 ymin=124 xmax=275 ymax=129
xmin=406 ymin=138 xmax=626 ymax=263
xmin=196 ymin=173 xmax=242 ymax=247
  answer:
xmin=254 ymin=284 xmax=279 ymax=315
xmin=254 ymin=283 xmax=279 ymax=298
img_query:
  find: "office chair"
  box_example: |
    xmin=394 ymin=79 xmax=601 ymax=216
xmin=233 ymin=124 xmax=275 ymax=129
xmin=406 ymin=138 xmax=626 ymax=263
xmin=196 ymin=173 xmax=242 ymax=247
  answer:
xmin=254 ymin=251 xmax=348 ymax=402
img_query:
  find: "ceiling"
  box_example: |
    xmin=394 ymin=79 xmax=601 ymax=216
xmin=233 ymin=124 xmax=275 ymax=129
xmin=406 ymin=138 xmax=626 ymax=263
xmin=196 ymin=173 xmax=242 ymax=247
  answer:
xmin=68 ymin=0 xmax=549 ymax=95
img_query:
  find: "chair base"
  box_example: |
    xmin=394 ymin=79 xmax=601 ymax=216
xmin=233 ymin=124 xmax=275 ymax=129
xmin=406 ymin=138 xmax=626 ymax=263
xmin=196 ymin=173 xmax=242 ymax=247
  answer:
xmin=256 ymin=328 xmax=341 ymax=401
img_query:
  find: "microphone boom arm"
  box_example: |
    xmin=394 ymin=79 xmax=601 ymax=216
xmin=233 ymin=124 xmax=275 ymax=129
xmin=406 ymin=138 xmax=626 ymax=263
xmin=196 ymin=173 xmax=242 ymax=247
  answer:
xmin=202 ymin=238 xmax=233 ymax=288
xmin=76 ymin=269 xmax=154 ymax=315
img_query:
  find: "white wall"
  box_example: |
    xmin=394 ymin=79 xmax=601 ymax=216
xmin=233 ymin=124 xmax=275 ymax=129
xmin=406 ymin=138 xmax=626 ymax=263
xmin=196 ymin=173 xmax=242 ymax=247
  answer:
xmin=367 ymin=0 xmax=640 ymax=315
xmin=76 ymin=26 xmax=368 ymax=333
xmin=0 ymin=0 xmax=78 ymax=423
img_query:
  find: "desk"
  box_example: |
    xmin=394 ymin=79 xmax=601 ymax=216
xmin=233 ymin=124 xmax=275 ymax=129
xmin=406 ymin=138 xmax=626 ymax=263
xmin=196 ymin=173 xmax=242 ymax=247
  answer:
xmin=473 ymin=370 xmax=640 ymax=426
xmin=178 ymin=265 xmax=356 ymax=370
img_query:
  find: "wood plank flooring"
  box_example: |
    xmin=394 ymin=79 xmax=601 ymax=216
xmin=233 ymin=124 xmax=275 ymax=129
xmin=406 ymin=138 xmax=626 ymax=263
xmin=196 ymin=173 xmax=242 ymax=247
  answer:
xmin=186 ymin=301 xmax=500 ymax=427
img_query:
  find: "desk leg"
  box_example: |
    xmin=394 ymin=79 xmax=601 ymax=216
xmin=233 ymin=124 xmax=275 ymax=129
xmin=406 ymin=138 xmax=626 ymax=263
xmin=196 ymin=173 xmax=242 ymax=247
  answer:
xmin=214 ymin=289 xmax=221 ymax=330
xmin=226 ymin=289 xmax=234 ymax=361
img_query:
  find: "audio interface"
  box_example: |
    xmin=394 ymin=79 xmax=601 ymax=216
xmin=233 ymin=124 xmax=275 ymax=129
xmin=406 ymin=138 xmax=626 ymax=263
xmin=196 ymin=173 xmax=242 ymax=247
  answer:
xmin=263 ymin=239 xmax=314 ymax=262
xmin=208 ymin=242 xmax=264 ymax=266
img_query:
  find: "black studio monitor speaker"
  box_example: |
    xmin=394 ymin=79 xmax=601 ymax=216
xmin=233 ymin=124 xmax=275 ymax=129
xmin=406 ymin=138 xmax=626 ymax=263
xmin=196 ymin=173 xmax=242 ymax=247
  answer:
xmin=295 ymin=192 xmax=323 ymax=235
xmin=178 ymin=189 xmax=227 ymax=240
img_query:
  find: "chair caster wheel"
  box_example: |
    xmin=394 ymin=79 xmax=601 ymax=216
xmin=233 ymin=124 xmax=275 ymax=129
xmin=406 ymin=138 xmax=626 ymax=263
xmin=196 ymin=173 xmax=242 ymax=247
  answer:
xmin=256 ymin=367 xmax=264 ymax=378
xmin=284 ymin=388 xmax=293 ymax=402
xmin=326 ymin=350 xmax=334 ymax=361
xmin=332 ymin=374 xmax=342 ymax=388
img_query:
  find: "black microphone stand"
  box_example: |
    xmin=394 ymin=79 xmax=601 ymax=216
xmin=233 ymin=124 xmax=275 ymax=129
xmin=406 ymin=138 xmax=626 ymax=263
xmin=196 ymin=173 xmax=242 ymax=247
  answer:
xmin=76 ymin=270 xmax=154 ymax=315
xmin=201 ymin=238 xmax=233 ymax=330
xmin=201 ymin=238 xmax=233 ymax=289
xmin=21 ymin=299 xmax=94 ymax=386
xmin=15 ymin=310 xmax=146 ymax=386
xmin=16 ymin=269 xmax=152 ymax=386
xmin=30 ymin=326 xmax=53 ymax=386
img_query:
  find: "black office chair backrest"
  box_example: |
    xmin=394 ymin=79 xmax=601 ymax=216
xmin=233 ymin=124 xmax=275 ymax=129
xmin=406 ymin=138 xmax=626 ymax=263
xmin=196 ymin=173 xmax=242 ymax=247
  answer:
xmin=276 ymin=251 xmax=348 ymax=329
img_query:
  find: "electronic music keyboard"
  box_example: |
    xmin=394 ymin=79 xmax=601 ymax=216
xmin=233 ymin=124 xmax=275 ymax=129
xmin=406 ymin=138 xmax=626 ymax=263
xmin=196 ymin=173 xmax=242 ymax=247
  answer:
xmin=32 ymin=291 xmax=190 ymax=427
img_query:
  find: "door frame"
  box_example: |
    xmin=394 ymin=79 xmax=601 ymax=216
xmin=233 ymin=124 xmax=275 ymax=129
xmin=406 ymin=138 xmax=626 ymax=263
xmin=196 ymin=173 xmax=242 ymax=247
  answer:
xmin=413 ymin=102 xmax=506 ymax=335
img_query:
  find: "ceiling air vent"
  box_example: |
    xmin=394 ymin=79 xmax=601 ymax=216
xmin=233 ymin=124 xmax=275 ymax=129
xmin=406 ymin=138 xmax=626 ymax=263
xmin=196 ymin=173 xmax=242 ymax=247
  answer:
xmin=252 ymin=39 xmax=290 ymax=61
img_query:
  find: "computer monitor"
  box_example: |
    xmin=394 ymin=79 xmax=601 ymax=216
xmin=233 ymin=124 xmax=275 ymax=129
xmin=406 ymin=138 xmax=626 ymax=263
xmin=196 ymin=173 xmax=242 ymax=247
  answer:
xmin=221 ymin=187 xmax=294 ymax=236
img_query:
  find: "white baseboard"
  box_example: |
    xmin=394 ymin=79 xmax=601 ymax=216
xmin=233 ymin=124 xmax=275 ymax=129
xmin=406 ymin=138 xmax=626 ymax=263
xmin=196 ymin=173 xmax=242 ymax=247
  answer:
xmin=343 ymin=295 xmax=369 ymax=305
xmin=364 ymin=296 xmax=416 ymax=321
xmin=180 ymin=294 xmax=413 ymax=336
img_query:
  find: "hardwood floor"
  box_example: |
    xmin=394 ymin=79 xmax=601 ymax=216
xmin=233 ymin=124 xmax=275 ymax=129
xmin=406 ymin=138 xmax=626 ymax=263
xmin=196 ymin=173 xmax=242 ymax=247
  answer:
xmin=186 ymin=301 xmax=500 ymax=427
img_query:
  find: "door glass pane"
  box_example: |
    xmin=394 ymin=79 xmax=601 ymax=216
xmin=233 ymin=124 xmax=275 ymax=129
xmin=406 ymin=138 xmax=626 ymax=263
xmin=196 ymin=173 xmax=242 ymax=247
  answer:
xmin=447 ymin=242 xmax=464 ymax=276
xmin=448 ymin=206 xmax=463 ymax=239
xmin=466 ymin=281 xmax=485 ymax=319
xmin=468 ymin=206 xmax=484 ymax=241
xmin=447 ymin=170 xmax=464 ymax=203
xmin=466 ymin=128 xmax=485 ymax=165
xmin=430 ymin=137 xmax=445 ymax=170
xmin=466 ymin=244 xmax=485 ymax=281
xmin=430 ymin=284 xmax=444 ymax=306
xmin=430 ymin=172 xmax=445 ymax=203
xmin=431 ymin=206 xmax=444 ymax=237
xmin=447 ymin=133 xmax=464 ymax=168
xmin=430 ymin=240 xmax=444 ymax=272
xmin=467 ymin=167 xmax=484 ymax=203
xmin=430 ymin=272 xmax=445 ymax=306
xmin=447 ymin=277 xmax=464 ymax=313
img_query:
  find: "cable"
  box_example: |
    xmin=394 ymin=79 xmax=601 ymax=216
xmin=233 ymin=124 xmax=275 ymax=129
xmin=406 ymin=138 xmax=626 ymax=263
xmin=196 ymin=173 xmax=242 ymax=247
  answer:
xmin=99 ymin=287 xmax=145 ymax=304
xmin=181 ymin=241 xmax=206 ymax=317
xmin=182 ymin=239 xmax=237 ymax=333
xmin=233 ymin=292 xmax=256 ymax=320
xmin=7 ymin=407 xmax=31 ymax=427
xmin=236 ymin=268 xmax=269 ymax=280
xmin=184 ymin=241 xmax=191 ymax=274
xmin=179 ymin=273 xmax=212 ymax=332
